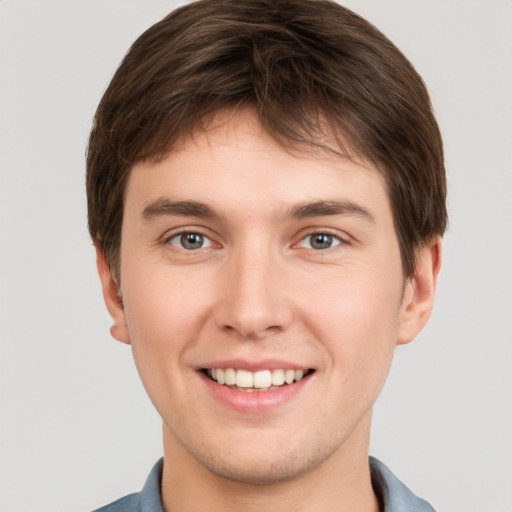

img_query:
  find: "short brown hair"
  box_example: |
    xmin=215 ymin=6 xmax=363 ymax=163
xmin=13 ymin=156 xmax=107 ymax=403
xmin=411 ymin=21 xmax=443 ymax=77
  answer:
xmin=87 ymin=0 xmax=447 ymax=282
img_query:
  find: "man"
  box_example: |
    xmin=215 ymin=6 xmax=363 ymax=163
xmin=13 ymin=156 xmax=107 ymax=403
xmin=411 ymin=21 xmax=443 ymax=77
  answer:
xmin=87 ymin=0 xmax=446 ymax=510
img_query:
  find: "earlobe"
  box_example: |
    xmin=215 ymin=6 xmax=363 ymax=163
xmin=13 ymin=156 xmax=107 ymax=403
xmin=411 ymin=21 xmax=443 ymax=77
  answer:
xmin=94 ymin=245 xmax=131 ymax=345
xmin=397 ymin=238 xmax=442 ymax=345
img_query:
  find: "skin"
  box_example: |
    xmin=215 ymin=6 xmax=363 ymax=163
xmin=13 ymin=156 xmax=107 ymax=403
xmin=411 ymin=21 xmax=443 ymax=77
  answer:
xmin=97 ymin=109 xmax=441 ymax=512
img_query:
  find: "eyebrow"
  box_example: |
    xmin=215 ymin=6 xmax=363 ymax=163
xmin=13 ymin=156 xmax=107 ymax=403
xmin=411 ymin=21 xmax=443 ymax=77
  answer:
xmin=141 ymin=198 xmax=375 ymax=223
xmin=285 ymin=200 xmax=375 ymax=223
xmin=142 ymin=198 xmax=221 ymax=221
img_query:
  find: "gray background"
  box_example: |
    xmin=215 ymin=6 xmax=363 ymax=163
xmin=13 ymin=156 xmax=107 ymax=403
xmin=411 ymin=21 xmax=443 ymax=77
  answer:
xmin=1 ymin=1 xmax=510 ymax=511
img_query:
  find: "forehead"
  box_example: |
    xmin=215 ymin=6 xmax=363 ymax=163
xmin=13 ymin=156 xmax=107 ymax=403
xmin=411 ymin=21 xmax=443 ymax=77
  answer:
xmin=127 ymin=108 xmax=388 ymax=211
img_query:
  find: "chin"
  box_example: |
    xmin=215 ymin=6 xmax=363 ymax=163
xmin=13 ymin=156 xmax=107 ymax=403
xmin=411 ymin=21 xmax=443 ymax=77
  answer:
xmin=199 ymin=452 xmax=319 ymax=485
xmin=183 ymin=430 xmax=342 ymax=486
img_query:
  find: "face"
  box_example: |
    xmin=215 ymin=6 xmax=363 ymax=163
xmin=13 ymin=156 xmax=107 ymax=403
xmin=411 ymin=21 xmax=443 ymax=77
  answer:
xmin=98 ymin=109 xmax=439 ymax=485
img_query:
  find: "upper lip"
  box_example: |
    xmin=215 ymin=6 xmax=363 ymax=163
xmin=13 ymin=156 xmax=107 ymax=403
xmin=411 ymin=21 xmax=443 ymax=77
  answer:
xmin=197 ymin=359 xmax=313 ymax=372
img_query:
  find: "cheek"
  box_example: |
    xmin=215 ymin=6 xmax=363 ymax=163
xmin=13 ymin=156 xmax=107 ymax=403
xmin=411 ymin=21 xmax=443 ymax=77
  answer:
xmin=123 ymin=267 xmax=213 ymax=350
xmin=120 ymin=268 xmax=214 ymax=416
xmin=297 ymin=266 xmax=402 ymax=374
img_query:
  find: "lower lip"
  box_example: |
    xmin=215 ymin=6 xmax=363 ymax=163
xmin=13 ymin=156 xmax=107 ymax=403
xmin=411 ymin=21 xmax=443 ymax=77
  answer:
xmin=199 ymin=371 xmax=312 ymax=413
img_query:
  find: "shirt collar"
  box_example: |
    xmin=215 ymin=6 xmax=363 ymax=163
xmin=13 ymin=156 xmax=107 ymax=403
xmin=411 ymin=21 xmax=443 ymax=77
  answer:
xmin=370 ymin=456 xmax=435 ymax=512
xmin=140 ymin=458 xmax=164 ymax=512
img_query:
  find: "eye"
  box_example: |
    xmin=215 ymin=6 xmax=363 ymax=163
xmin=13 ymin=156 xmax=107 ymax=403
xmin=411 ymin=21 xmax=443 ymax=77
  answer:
xmin=298 ymin=233 xmax=342 ymax=250
xmin=168 ymin=231 xmax=213 ymax=250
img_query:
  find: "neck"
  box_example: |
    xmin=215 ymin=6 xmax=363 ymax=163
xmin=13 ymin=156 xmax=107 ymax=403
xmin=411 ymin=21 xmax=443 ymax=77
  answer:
xmin=160 ymin=412 xmax=379 ymax=512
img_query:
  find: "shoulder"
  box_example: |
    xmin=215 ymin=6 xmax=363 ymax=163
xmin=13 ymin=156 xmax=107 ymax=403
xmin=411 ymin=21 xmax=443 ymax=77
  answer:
xmin=370 ymin=457 xmax=436 ymax=512
xmin=91 ymin=458 xmax=164 ymax=512
xmin=92 ymin=492 xmax=141 ymax=512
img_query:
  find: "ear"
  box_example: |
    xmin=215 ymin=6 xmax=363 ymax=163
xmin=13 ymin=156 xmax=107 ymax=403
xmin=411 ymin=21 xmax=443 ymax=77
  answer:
xmin=397 ymin=238 xmax=442 ymax=345
xmin=95 ymin=244 xmax=130 ymax=344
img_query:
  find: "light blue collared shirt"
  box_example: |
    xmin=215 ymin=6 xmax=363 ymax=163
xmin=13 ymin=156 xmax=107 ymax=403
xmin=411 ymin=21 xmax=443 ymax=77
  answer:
xmin=93 ymin=457 xmax=435 ymax=512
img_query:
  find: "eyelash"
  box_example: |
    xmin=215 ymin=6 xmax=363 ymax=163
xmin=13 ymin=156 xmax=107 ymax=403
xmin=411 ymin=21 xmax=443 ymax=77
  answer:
xmin=164 ymin=229 xmax=347 ymax=252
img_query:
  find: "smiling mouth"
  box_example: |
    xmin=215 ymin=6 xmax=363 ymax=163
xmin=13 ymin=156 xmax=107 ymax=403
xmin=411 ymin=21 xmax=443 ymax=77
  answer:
xmin=203 ymin=368 xmax=314 ymax=392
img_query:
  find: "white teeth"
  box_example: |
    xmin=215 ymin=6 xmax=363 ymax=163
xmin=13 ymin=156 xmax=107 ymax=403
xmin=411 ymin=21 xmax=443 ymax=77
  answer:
xmin=225 ymin=368 xmax=236 ymax=385
xmin=253 ymin=370 xmax=272 ymax=389
xmin=236 ymin=369 xmax=253 ymax=388
xmin=208 ymin=367 xmax=310 ymax=389
xmin=271 ymin=369 xmax=285 ymax=386
xmin=284 ymin=369 xmax=295 ymax=384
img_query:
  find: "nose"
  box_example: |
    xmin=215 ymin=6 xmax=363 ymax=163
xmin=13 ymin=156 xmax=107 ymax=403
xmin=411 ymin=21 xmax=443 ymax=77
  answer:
xmin=214 ymin=241 xmax=293 ymax=340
